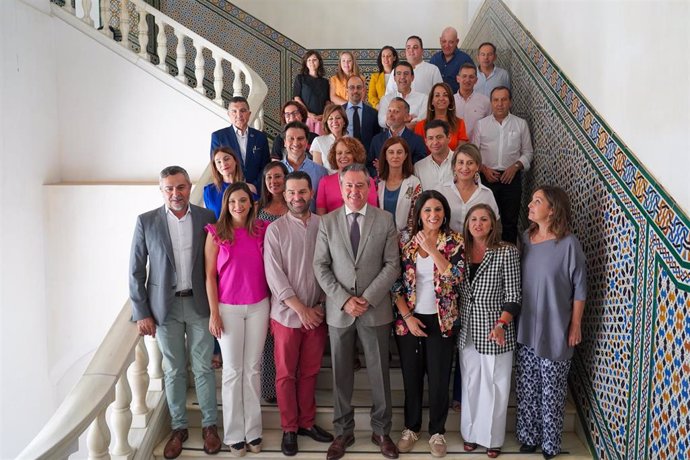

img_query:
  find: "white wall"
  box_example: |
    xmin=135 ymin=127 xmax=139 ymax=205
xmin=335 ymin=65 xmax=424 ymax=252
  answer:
xmin=55 ymin=19 xmax=228 ymax=182
xmin=1 ymin=0 xmax=59 ymax=456
xmin=232 ymin=0 xmax=473 ymax=49
xmin=504 ymin=0 xmax=690 ymax=212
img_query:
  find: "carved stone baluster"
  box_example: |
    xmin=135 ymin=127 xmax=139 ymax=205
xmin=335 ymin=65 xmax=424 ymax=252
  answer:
xmin=175 ymin=30 xmax=187 ymax=83
xmin=254 ymin=106 xmax=265 ymax=131
xmin=110 ymin=373 xmax=133 ymax=459
xmin=232 ymin=67 xmax=243 ymax=97
xmin=81 ymin=0 xmax=94 ymax=26
xmin=137 ymin=5 xmax=148 ymax=59
xmin=194 ymin=42 xmax=205 ymax=93
xmin=87 ymin=407 xmax=112 ymax=459
xmin=100 ymin=0 xmax=111 ymax=38
xmin=157 ymin=20 xmax=168 ymax=72
xmin=128 ymin=339 xmax=151 ymax=428
xmin=145 ymin=336 xmax=164 ymax=391
xmin=213 ymin=51 xmax=224 ymax=105
xmin=120 ymin=0 xmax=130 ymax=51
xmin=63 ymin=0 xmax=75 ymax=14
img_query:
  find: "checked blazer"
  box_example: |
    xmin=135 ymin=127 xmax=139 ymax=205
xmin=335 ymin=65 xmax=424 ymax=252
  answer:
xmin=457 ymin=243 xmax=521 ymax=354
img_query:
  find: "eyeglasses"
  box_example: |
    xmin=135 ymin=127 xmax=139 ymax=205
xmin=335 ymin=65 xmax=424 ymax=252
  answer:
xmin=284 ymin=110 xmax=301 ymax=118
xmin=161 ymin=185 xmax=189 ymax=194
xmin=347 ymin=85 xmax=364 ymax=90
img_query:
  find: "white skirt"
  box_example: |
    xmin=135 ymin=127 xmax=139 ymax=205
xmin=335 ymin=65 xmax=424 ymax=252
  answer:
xmin=459 ymin=333 xmax=514 ymax=448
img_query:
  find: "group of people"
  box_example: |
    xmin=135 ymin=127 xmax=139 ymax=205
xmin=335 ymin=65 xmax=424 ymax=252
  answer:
xmin=129 ymin=26 xmax=587 ymax=460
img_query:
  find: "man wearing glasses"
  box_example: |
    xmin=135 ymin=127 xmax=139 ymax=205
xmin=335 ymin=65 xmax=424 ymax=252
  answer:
xmin=342 ymin=75 xmax=381 ymax=153
xmin=377 ymin=62 xmax=428 ymax=130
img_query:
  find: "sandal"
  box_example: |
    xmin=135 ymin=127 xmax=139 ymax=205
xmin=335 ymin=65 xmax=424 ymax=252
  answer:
xmin=463 ymin=442 xmax=478 ymax=452
xmin=451 ymin=400 xmax=461 ymax=412
xmin=211 ymin=353 xmax=223 ymax=369
xmin=487 ymin=448 xmax=501 ymax=458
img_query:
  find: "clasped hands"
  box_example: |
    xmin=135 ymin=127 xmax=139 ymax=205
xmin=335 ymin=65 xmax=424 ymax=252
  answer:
xmin=482 ymin=164 xmax=519 ymax=184
xmin=343 ymin=296 xmax=369 ymax=317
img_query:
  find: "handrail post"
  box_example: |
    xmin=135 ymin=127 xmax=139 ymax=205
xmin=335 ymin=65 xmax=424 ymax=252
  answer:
xmin=87 ymin=403 xmax=112 ymax=459
xmin=129 ymin=338 xmax=151 ymax=427
xmin=212 ymin=51 xmax=224 ymax=105
xmin=145 ymin=335 xmax=164 ymax=391
xmin=110 ymin=372 xmax=134 ymax=459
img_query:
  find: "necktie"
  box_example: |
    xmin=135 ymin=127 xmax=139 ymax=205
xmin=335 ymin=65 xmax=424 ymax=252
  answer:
xmin=352 ymin=106 xmax=361 ymax=140
xmin=350 ymin=212 xmax=360 ymax=256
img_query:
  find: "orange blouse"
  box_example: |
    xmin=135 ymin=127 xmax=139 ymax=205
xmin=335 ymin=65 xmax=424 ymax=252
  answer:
xmin=414 ymin=117 xmax=469 ymax=152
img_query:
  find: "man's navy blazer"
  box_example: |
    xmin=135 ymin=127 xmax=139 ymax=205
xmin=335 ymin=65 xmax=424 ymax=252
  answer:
xmin=342 ymin=103 xmax=381 ymax=154
xmin=210 ymin=126 xmax=271 ymax=190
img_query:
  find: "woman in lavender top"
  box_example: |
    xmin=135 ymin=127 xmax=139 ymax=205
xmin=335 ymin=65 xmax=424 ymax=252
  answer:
xmin=515 ymin=185 xmax=587 ymax=459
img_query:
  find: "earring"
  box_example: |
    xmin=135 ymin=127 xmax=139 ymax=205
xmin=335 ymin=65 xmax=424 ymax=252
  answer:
xmin=474 ymin=172 xmax=480 ymax=184
xmin=443 ymin=217 xmax=448 ymax=225
xmin=430 ymin=106 xmax=435 ymax=112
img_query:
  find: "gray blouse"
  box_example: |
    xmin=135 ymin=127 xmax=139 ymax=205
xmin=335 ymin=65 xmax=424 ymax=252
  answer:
xmin=517 ymin=232 xmax=587 ymax=361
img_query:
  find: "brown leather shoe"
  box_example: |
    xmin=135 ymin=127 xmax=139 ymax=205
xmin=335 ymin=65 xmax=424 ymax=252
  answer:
xmin=164 ymin=428 xmax=188 ymax=459
xmin=202 ymin=425 xmax=222 ymax=455
xmin=371 ymin=433 xmax=399 ymax=459
xmin=326 ymin=434 xmax=355 ymax=460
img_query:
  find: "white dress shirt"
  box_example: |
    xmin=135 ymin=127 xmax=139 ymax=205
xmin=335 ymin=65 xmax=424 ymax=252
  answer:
xmin=385 ymin=61 xmax=443 ymax=96
xmin=165 ymin=206 xmax=193 ymax=291
xmin=414 ymin=152 xmax=454 ymax=191
xmin=438 ymin=182 xmax=500 ymax=233
xmin=472 ymin=113 xmax=533 ymax=171
xmin=378 ymin=90 xmax=429 ymax=128
xmin=454 ymin=91 xmax=492 ymax=139
xmin=233 ymin=125 xmax=249 ymax=162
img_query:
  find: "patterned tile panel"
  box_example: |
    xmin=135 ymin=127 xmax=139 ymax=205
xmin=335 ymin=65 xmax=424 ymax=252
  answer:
xmin=463 ymin=1 xmax=690 ymax=459
xmin=158 ymin=0 xmax=447 ymax=139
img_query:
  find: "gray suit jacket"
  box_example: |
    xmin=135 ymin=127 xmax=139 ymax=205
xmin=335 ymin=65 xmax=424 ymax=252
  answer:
xmin=129 ymin=204 xmax=216 ymax=325
xmin=313 ymin=205 xmax=400 ymax=328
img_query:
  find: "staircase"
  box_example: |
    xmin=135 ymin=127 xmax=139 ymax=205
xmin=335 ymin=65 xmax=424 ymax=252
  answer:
xmin=154 ymin=354 xmax=592 ymax=459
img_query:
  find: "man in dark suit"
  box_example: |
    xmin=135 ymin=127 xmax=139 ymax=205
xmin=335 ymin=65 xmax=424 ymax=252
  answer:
xmin=342 ymin=75 xmax=381 ymax=153
xmin=129 ymin=166 xmax=220 ymax=459
xmin=313 ymin=163 xmax=400 ymax=460
xmin=210 ymin=96 xmax=270 ymax=190
xmin=368 ymin=97 xmax=427 ymax=176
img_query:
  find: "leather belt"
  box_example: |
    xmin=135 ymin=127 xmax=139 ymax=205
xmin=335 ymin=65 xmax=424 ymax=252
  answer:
xmin=174 ymin=289 xmax=193 ymax=297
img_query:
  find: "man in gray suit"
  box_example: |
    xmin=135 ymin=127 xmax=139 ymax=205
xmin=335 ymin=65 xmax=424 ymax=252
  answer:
xmin=129 ymin=165 xmax=221 ymax=459
xmin=313 ymin=163 xmax=400 ymax=460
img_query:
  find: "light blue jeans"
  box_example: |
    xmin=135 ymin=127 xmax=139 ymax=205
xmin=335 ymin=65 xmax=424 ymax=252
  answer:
xmin=156 ymin=296 xmax=217 ymax=429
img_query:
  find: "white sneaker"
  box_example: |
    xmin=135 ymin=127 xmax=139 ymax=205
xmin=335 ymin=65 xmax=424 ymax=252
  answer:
xmin=429 ymin=433 xmax=447 ymax=458
xmin=397 ymin=428 xmax=419 ymax=453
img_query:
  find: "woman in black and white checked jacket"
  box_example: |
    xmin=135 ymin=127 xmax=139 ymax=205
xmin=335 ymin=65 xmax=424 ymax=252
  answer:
xmin=456 ymin=204 xmax=521 ymax=459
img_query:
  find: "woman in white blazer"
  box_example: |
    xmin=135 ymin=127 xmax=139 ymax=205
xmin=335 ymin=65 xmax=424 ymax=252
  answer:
xmin=376 ymin=136 xmax=422 ymax=232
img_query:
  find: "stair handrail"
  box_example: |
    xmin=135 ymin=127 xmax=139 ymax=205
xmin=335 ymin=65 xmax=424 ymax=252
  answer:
xmin=19 ymin=1 xmax=268 ymax=458
xmin=17 ymin=302 xmax=159 ymax=459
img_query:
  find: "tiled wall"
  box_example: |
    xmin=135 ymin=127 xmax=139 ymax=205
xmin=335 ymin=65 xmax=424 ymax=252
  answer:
xmin=159 ymin=1 xmax=690 ymax=458
xmin=159 ymin=0 xmax=447 ymax=139
xmin=463 ymin=1 xmax=689 ymax=459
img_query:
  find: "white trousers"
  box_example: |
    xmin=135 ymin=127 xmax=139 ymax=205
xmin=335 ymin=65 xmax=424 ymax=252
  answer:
xmin=460 ymin=334 xmax=513 ymax=448
xmin=218 ymin=298 xmax=270 ymax=445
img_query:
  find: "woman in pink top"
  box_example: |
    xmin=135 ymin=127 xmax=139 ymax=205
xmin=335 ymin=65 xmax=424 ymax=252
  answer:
xmin=315 ymin=136 xmax=378 ymax=215
xmin=205 ymin=182 xmax=269 ymax=456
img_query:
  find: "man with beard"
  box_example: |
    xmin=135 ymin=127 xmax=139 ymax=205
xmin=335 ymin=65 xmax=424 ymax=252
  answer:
xmin=264 ymin=171 xmax=334 ymax=456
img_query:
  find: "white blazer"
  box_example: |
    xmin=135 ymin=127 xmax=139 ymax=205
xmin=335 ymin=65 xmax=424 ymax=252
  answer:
xmin=377 ymin=175 xmax=422 ymax=232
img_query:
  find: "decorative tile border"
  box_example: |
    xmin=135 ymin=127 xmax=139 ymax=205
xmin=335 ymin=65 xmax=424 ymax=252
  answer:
xmin=463 ymin=1 xmax=690 ymax=459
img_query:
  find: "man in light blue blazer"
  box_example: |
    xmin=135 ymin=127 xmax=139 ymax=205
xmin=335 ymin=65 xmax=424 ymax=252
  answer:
xmin=313 ymin=163 xmax=400 ymax=460
xmin=129 ymin=165 xmax=220 ymax=459
xmin=210 ymin=96 xmax=270 ymax=190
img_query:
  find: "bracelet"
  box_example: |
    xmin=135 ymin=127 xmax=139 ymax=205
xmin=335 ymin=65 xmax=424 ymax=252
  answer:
xmin=402 ymin=312 xmax=413 ymax=320
xmin=494 ymin=319 xmax=508 ymax=329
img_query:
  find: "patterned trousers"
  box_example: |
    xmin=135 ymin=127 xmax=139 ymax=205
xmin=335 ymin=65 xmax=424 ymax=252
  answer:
xmin=515 ymin=344 xmax=571 ymax=456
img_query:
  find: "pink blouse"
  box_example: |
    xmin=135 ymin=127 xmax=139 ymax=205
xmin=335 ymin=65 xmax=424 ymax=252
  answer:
xmin=205 ymin=221 xmax=269 ymax=305
xmin=316 ymin=173 xmax=378 ymax=213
